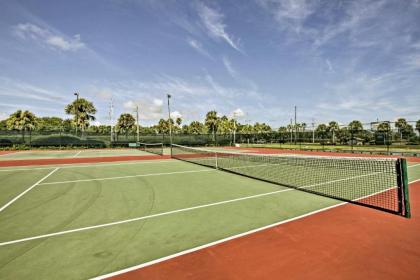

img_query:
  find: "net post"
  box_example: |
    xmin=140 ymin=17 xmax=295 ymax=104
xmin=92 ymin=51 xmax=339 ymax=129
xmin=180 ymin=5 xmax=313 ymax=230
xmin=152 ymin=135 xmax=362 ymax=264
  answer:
xmin=401 ymin=159 xmax=411 ymax=218
xmin=396 ymin=158 xmax=411 ymax=218
xmin=215 ymin=152 xmax=218 ymax=169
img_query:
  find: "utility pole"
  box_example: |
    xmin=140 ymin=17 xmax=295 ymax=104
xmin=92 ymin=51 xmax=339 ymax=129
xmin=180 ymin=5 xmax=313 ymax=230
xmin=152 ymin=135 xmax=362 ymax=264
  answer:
xmin=135 ymin=105 xmax=140 ymax=143
xmin=294 ymin=106 xmax=297 ymax=145
xmin=167 ymin=94 xmax=173 ymax=147
xmin=232 ymin=112 xmax=238 ymax=146
xmin=312 ymin=118 xmax=315 ymax=143
xmin=233 ymin=120 xmax=236 ymax=146
xmin=109 ymin=97 xmax=114 ymax=143
xmin=290 ymin=118 xmax=293 ymax=143
xmin=74 ymin=92 xmax=79 ymax=137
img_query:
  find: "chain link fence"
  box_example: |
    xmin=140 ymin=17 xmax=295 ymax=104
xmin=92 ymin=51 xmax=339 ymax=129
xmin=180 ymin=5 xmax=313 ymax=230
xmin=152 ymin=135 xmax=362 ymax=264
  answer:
xmin=0 ymin=122 xmax=419 ymax=156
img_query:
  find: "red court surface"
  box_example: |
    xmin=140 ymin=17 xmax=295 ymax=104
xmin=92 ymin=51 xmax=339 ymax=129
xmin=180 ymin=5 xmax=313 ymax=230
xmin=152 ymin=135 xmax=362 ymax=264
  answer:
xmin=0 ymin=151 xmax=17 ymax=155
xmin=109 ymin=181 xmax=420 ymax=280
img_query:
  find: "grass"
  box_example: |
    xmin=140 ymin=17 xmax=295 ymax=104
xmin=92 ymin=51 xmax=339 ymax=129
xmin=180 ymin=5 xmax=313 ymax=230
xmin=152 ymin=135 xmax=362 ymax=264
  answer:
xmin=0 ymin=158 xmax=419 ymax=279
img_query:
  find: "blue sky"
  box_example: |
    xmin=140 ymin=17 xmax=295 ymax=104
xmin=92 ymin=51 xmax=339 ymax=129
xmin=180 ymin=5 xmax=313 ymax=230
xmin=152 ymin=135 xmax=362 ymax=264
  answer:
xmin=0 ymin=0 xmax=419 ymax=128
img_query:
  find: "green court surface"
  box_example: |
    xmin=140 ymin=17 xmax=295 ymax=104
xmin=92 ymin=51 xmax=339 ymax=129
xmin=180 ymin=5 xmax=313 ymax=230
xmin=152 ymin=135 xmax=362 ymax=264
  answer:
xmin=0 ymin=159 xmax=419 ymax=279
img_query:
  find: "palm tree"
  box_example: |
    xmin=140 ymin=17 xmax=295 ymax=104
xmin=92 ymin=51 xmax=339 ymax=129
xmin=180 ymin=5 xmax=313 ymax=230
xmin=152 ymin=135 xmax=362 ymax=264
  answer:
xmin=286 ymin=124 xmax=293 ymax=142
xmin=176 ymin=117 xmax=182 ymax=127
xmin=315 ymin=124 xmax=328 ymax=140
xmin=218 ymin=116 xmax=230 ymax=134
xmin=301 ymin=123 xmax=307 ymax=132
xmin=416 ymin=120 xmax=420 ymax=135
xmin=117 ymin=113 xmax=135 ymax=139
xmin=278 ymin=126 xmax=287 ymax=133
xmin=377 ymin=122 xmax=391 ymax=132
xmin=157 ymin=119 xmax=169 ymax=134
xmin=328 ymin=121 xmax=340 ymax=144
xmin=188 ymin=121 xmax=205 ymax=134
xmin=173 ymin=117 xmax=182 ymax=134
xmin=348 ymin=120 xmax=363 ymax=132
xmin=6 ymin=110 xmax=37 ymax=143
xmin=240 ymin=124 xmax=253 ymax=134
xmin=65 ymin=98 xmax=97 ymax=137
xmin=205 ymin=111 xmax=219 ymax=141
xmin=395 ymin=118 xmax=408 ymax=140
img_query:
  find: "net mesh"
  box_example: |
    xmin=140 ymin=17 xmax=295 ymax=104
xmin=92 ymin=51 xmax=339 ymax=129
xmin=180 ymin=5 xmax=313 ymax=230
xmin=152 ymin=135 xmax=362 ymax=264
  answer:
xmin=139 ymin=143 xmax=164 ymax=156
xmin=171 ymin=144 xmax=409 ymax=216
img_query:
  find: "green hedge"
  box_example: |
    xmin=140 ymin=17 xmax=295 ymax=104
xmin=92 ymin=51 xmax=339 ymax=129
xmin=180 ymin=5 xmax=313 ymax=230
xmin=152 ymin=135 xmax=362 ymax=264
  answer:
xmin=0 ymin=139 xmax=13 ymax=147
xmin=30 ymin=135 xmax=106 ymax=148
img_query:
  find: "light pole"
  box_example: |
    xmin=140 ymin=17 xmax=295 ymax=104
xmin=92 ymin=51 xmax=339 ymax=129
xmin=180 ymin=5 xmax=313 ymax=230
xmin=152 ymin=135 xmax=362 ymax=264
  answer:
xmin=109 ymin=97 xmax=114 ymax=143
xmin=290 ymin=118 xmax=293 ymax=143
xmin=233 ymin=119 xmax=237 ymax=145
xmin=294 ymin=105 xmax=297 ymax=145
xmin=135 ymin=105 xmax=140 ymax=143
xmin=167 ymin=94 xmax=173 ymax=147
xmin=312 ymin=118 xmax=315 ymax=143
xmin=74 ymin=92 xmax=79 ymax=137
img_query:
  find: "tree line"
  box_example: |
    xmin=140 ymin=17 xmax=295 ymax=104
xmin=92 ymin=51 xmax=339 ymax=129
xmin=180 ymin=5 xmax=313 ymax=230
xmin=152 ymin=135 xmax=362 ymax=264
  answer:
xmin=1 ymin=96 xmax=419 ymax=143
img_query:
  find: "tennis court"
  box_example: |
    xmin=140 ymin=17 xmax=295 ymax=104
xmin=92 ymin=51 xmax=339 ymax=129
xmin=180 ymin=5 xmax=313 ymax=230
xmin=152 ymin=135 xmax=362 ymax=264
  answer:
xmin=0 ymin=147 xmax=165 ymax=161
xmin=0 ymin=146 xmax=419 ymax=279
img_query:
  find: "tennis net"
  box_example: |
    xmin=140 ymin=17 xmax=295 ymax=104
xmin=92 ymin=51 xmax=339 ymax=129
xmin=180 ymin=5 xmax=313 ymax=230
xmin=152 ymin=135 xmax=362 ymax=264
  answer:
xmin=171 ymin=144 xmax=410 ymax=217
xmin=139 ymin=142 xmax=164 ymax=156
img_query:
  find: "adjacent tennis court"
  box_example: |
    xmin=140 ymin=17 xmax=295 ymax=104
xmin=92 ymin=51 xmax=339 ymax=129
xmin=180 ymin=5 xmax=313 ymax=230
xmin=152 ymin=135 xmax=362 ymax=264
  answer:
xmin=0 ymin=146 xmax=419 ymax=279
xmin=0 ymin=147 xmax=164 ymax=161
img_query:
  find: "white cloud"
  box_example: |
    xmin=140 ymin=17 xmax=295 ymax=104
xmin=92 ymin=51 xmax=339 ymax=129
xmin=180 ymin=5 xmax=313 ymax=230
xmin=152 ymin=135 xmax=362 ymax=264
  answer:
xmin=197 ymin=3 xmax=242 ymax=53
xmin=153 ymin=98 xmax=163 ymax=106
xmin=314 ymin=1 xmax=388 ymax=47
xmin=187 ymin=38 xmax=212 ymax=58
xmin=315 ymin=72 xmax=415 ymax=120
xmin=231 ymin=108 xmax=245 ymax=118
xmin=170 ymin=111 xmax=183 ymax=119
xmin=258 ymin=0 xmax=317 ymax=33
xmin=411 ymin=41 xmax=420 ymax=50
xmin=325 ymin=59 xmax=334 ymax=73
xmin=404 ymin=54 xmax=420 ymax=70
xmin=0 ymin=112 xmax=8 ymax=121
xmin=123 ymin=98 xmax=164 ymax=120
xmin=222 ymin=56 xmax=237 ymax=78
xmin=0 ymin=77 xmax=65 ymax=104
xmin=13 ymin=23 xmax=85 ymax=51
xmin=123 ymin=100 xmax=136 ymax=110
xmin=86 ymin=72 xmax=264 ymax=125
xmin=95 ymin=89 xmax=113 ymax=100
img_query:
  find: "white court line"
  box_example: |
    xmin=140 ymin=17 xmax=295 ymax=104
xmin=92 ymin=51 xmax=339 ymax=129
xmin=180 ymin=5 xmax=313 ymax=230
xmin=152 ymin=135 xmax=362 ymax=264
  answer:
xmin=39 ymin=169 xmax=214 ymax=185
xmin=0 ymin=169 xmax=401 ymax=246
xmin=0 ymin=159 xmax=177 ymax=173
xmin=72 ymin=151 xmax=82 ymax=158
xmin=0 ymin=168 xmax=59 ymax=213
